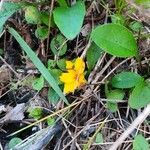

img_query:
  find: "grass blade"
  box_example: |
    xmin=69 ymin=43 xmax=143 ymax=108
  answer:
xmin=8 ymin=27 xmax=68 ymax=105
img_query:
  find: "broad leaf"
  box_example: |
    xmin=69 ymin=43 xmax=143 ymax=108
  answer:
xmin=133 ymin=134 xmax=149 ymax=150
xmin=91 ymin=24 xmax=138 ymax=57
xmin=48 ymin=87 xmax=60 ymax=104
xmin=0 ymin=2 xmax=21 ymax=33
xmin=53 ymin=1 xmax=85 ymax=39
xmin=50 ymin=34 xmax=67 ymax=56
xmin=35 ymin=26 xmax=48 ymax=40
xmin=129 ymin=80 xmax=150 ymax=109
xmin=86 ymin=42 xmax=103 ymax=72
xmin=8 ymin=27 xmax=68 ymax=105
xmin=32 ymin=75 xmax=44 ymax=91
xmin=111 ymin=72 xmax=143 ymax=89
xmin=25 ymin=6 xmax=40 ymax=24
xmin=8 ymin=137 xmax=22 ymax=149
xmin=106 ymin=89 xmax=125 ymax=112
xmin=95 ymin=133 xmax=103 ymax=144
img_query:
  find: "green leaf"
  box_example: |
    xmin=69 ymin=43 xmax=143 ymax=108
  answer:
xmin=8 ymin=137 xmax=22 ymax=149
xmin=111 ymin=14 xmax=125 ymax=25
xmin=8 ymin=27 xmax=68 ymax=105
xmin=35 ymin=26 xmax=48 ymax=40
xmin=50 ymin=34 xmax=67 ymax=56
xmin=106 ymin=89 xmax=125 ymax=112
xmin=0 ymin=48 xmax=4 ymax=55
xmin=0 ymin=2 xmax=21 ymax=32
xmin=86 ymin=42 xmax=103 ymax=72
xmin=48 ymin=87 xmax=60 ymax=104
xmin=53 ymin=1 xmax=86 ymax=39
xmin=57 ymin=58 xmax=66 ymax=71
xmin=133 ymin=134 xmax=149 ymax=150
xmin=25 ymin=6 xmax=40 ymax=24
xmin=49 ymin=69 xmax=62 ymax=85
xmin=129 ymin=21 xmax=143 ymax=32
xmin=47 ymin=117 xmax=55 ymax=126
xmin=129 ymin=80 xmax=150 ymax=109
xmin=29 ymin=107 xmax=43 ymax=120
xmin=135 ymin=0 xmax=150 ymax=7
xmin=47 ymin=59 xmax=56 ymax=69
xmin=111 ymin=72 xmax=143 ymax=89
xmin=91 ymin=23 xmax=138 ymax=57
xmin=95 ymin=132 xmax=103 ymax=144
xmin=57 ymin=0 xmax=68 ymax=7
xmin=32 ymin=75 xmax=44 ymax=91
xmin=40 ymin=12 xmax=55 ymax=27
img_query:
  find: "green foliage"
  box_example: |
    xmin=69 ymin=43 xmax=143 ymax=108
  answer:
xmin=133 ymin=134 xmax=149 ymax=150
xmin=35 ymin=26 xmax=48 ymax=40
xmin=47 ymin=117 xmax=56 ymax=126
xmin=8 ymin=27 xmax=68 ymax=105
xmin=40 ymin=12 xmax=49 ymax=26
xmin=25 ymin=6 xmax=40 ymax=24
xmin=129 ymin=80 xmax=150 ymax=109
xmin=0 ymin=2 xmax=21 ymax=33
xmin=53 ymin=1 xmax=86 ymax=39
xmin=47 ymin=59 xmax=56 ymax=69
xmin=86 ymin=42 xmax=103 ymax=72
xmin=106 ymin=89 xmax=125 ymax=112
xmin=110 ymin=72 xmax=143 ymax=89
xmin=8 ymin=137 xmax=22 ymax=149
xmin=91 ymin=23 xmax=138 ymax=57
xmin=57 ymin=0 xmax=68 ymax=7
xmin=57 ymin=58 xmax=66 ymax=71
xmin=50 ymin=34 xmax=67 ymax=56
xmin=49 ymin=69 xmax=62 ymax=84
xmin=135 ymin=0 xmax=150 ymax=7
xmin=0 ymin=48 xmax=4 ymax=55
xmin=111 ymin=14 xmax=125 ymax=25
xmin=48 ymin=87 xmax=60 ymax=104
xmin=29 ymin=107 xmax=43 ymax=120
xmin=95 ymin=132 xmax=103 ymax=144
xmin=32 ymin=75 xmax=44 ymax=91
xmin=129 ymin=21 xmax=143 ymax=32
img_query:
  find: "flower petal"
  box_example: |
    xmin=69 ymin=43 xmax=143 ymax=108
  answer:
xmin=78 ymin=74 xmax=87 ymax=85
xmin=66 ymin=61 xmax=74 ymax=69
xmin=59 ymin=70 xmax=76 ymax=83
xmin=63 ymin=82 xmax=77 ymax=94
xmin=74 ymin=57 xmax=85 ymax=74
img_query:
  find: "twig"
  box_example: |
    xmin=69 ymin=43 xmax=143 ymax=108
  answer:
xmin=109 ymin=104 xmax=150 ymax=150
xmin=0 ymin=56 xmax=20 ymax=78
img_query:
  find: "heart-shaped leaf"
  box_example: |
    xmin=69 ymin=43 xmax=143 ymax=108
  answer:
xmin=53 ymin=1 xmax=85 ymax=39
xmin=129 ymin=80 xmax=150 ymax=109
xmin=91 ymin=24 xmax=138 ymax=57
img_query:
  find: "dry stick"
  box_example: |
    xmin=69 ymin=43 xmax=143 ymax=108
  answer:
xmin=100 ymin=58 xmax=131 ymax=83
xmin=109 ymin=104 xmax=150 ymax=150
xmin=0 ymin=56 xmax=20 ymax=78
xmin=80 ymin=41 xmax=91 ymax=59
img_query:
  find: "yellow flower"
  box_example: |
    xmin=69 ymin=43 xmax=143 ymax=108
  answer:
xmin=59 ymin=57 xmax=86 ymax=94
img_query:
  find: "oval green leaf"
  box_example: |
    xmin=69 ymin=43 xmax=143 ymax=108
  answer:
xmin=133 ymin=134 xmax=149 ymax=150
xmin=111 ymin=72 xmax=143 ymax=89
xmin=91 ymin=24 xmax=138 ymax=57
xmin=129 ymin=80 xmax=150 ymax=109
xmin=53 ymin=1 xmax=85 ymax=39
xmin=106 ymin=89 xmax=125 ymax=112
xmin=8 ymin=137 xmax=22 ymax=149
